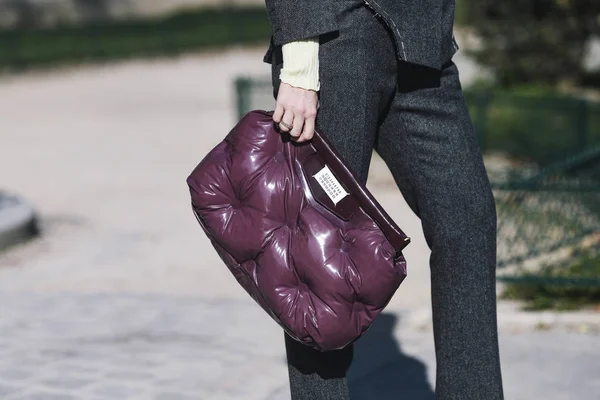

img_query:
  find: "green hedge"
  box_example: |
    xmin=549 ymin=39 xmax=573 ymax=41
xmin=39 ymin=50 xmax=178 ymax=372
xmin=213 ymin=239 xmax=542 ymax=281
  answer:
xmin=0 ymin=6 xmax=271 ymax=69
xmin=454 ymin=0 xmax=468 ymax=26
xmin=464 ymin=84 xmax=600 ymax=166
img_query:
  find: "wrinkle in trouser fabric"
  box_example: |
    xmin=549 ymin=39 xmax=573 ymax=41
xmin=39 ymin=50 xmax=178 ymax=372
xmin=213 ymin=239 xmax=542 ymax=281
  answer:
xmin=270 ymin=1 xmax=504 ymax=399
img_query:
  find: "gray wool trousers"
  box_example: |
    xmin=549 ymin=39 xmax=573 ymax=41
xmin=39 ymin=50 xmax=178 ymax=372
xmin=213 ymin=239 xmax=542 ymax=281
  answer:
xmin=270 ymin=1 xmax=504 ymax=399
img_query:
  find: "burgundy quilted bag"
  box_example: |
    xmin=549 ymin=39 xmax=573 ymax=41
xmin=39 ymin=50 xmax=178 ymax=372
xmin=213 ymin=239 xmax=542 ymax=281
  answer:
xmin=187 ymin=109 xmax=410 ymax=351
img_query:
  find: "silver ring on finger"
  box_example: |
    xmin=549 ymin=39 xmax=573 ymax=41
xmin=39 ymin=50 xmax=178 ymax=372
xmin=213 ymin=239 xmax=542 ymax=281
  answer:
xmin=279 ymin=120 xmax=293 ymax=130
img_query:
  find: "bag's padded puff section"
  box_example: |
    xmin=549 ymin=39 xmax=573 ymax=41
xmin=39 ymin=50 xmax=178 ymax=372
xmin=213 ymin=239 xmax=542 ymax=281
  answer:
xmin=187 ymin=110 xmax=407 ymax=351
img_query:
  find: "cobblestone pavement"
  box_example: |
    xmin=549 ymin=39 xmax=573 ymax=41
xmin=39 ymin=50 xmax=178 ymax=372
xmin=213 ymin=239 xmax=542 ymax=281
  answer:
xmin=0 ymin=47 xmax=598 ymax=399
xmin=0 ymin=294 xmax=287 ymax=400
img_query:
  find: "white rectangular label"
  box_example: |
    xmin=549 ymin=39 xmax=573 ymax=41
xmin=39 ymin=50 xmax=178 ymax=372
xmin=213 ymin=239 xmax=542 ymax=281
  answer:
xmin=313 ymin=165 xmax=348 ymax=205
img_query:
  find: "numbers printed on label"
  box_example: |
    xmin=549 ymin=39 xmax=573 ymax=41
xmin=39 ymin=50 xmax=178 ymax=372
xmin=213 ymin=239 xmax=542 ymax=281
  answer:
xmin=313 ymin=165 xmax=348 ymax=205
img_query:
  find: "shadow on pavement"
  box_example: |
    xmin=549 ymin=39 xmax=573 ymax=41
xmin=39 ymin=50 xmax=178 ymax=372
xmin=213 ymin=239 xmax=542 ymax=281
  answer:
xmin=349 ymin=313 xmax=435 ymax=399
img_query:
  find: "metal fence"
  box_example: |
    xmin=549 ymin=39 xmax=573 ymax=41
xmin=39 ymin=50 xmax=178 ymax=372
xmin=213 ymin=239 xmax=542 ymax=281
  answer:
xmin=492 ymin=146 xmax=600 ymax=284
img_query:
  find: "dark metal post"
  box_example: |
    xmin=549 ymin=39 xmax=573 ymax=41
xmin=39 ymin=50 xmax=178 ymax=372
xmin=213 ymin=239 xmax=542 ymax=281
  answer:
xmin=473 ymin=91 xmax=492 ymax=152
xmin=577 ymin=98 xmax=589 ymax=153
xmin=235 ymin=77 xmax=252 ymax=120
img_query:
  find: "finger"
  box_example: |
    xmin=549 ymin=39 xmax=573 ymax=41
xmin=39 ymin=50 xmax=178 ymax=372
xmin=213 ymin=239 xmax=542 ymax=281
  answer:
xmin=272 ymin=103 xmax=284 ymax=124
xmin=289 ymin=108 xmax=305 ymax=138
xmin=297 ymin=116 xmax=315 ymax=143
xmin=279 ymin=109 xmax=294 ymax=133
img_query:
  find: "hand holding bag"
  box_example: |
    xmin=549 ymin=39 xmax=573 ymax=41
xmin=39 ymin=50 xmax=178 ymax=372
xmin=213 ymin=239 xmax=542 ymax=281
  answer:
xmin=186 ymin=109 xmax=410 ymax=351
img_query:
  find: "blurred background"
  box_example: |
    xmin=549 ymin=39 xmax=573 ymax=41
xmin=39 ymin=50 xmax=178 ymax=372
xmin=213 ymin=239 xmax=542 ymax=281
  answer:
xmin=0 ymin=0 xmax=598 ymax=399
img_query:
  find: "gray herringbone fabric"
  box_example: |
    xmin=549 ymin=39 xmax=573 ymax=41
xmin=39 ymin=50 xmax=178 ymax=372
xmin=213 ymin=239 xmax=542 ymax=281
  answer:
xmin=263 ymin=0 xmax=458 ymax=70
xmin=269 ymin=1 xmax=504 ymax=399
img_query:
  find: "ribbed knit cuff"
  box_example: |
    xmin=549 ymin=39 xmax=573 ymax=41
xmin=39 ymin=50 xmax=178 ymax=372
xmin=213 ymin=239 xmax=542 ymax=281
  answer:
xmin=279 ymin=37 xmax=320 ymax=91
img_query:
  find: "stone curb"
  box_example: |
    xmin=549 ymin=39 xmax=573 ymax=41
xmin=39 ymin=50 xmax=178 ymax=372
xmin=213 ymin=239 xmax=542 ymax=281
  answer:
xmin=0 ymin=192 xmax=38 ymax=251
xmin=400 ymin=302 xmax=600 ymax=334
xmin=495 ymin=301 xmax=600 ymax=334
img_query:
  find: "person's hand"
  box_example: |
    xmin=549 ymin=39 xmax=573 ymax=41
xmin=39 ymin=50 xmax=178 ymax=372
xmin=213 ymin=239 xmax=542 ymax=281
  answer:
xmin=272 ymin=82 xmax=319 ymax=143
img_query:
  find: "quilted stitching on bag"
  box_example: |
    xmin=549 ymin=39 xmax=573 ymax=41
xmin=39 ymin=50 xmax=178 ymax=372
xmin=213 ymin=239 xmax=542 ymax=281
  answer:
xmin=187 ymin=110 xmax=407 ymax=351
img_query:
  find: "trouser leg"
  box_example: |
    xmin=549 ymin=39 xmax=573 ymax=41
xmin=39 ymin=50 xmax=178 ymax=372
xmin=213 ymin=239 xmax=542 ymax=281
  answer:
xmin=375 ymin=60 xmax=504 ymax=399
xmin=270 ymin=2 xmax=397 ymax=399
xmin=284 ymin=333 xmax=353 ymax=400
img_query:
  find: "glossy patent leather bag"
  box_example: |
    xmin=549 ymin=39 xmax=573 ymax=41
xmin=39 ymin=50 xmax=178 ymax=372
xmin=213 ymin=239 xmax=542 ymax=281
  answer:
xmin=186 ymin=109 xmax=410 ymax=351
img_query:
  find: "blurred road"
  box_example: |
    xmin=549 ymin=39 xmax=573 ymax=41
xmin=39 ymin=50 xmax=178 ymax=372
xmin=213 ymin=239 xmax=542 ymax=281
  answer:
xmin=0 ymin=46 xmax=598 ymax=399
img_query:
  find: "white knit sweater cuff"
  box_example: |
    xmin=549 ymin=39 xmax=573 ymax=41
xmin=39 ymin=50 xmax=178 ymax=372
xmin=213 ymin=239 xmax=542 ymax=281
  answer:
xmin=279 ymin=37 xmax=320 ymax=91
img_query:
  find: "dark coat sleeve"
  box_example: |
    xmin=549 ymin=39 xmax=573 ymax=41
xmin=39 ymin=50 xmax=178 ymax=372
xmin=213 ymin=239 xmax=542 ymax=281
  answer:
xmin=264 ymin=0 xmax=339 ymax=46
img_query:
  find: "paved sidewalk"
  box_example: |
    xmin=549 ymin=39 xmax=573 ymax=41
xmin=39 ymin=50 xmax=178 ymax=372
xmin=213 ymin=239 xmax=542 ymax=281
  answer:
xmin=0 ymin=47 xmax=598 ymax=399
xmin=0 ymin=293 xmax=598 ymax=400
